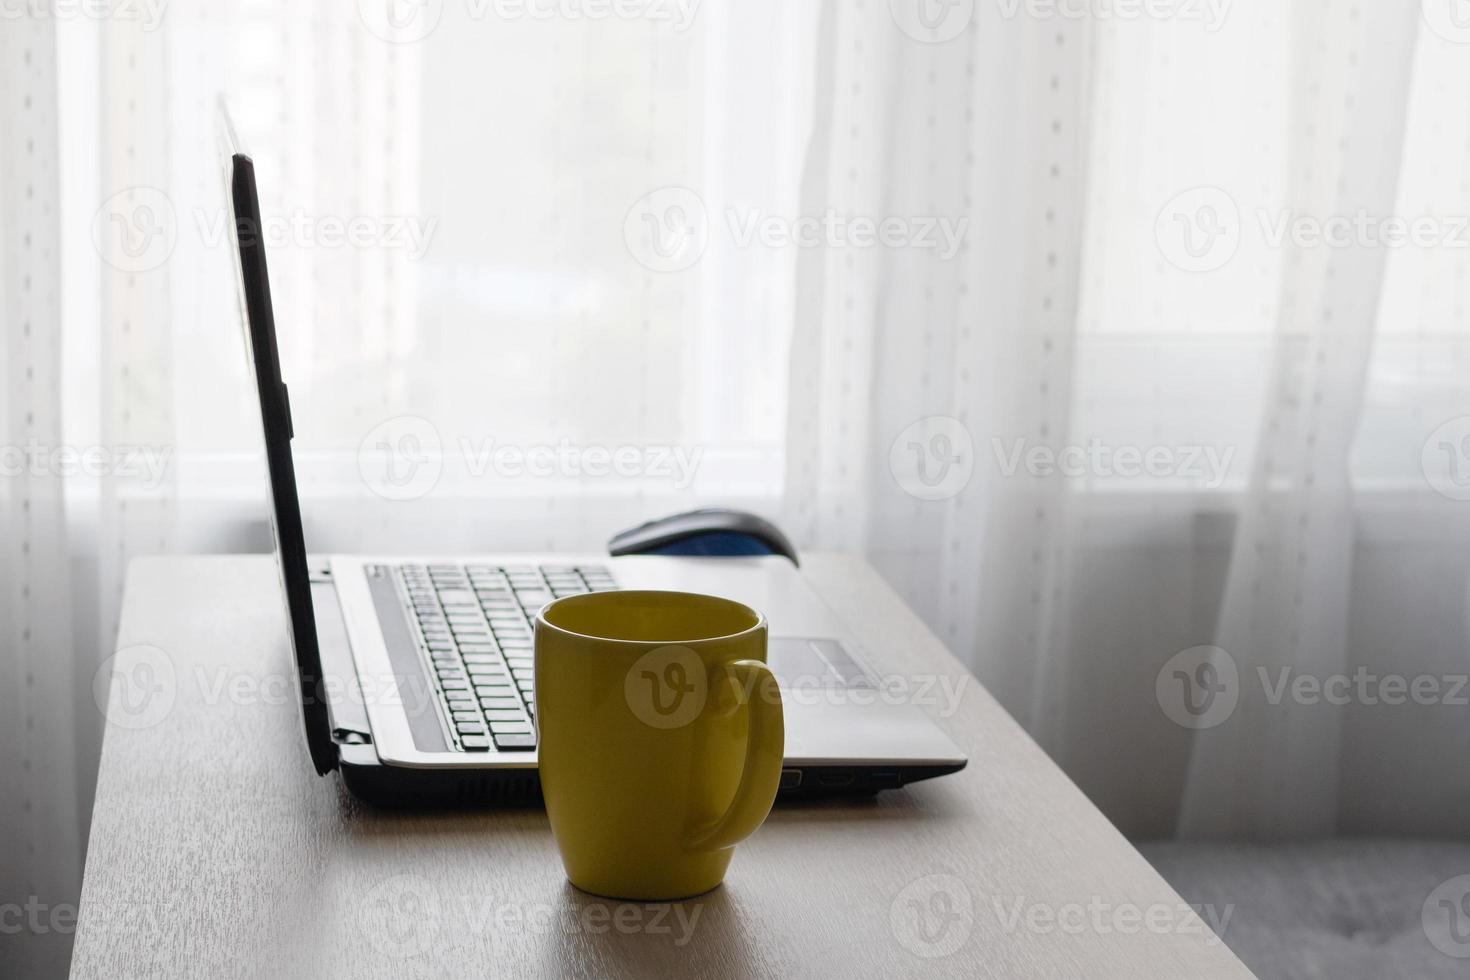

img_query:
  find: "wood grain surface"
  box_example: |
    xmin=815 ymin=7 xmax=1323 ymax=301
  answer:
xmin=70 ymin=556 xmax=1253 ymax=979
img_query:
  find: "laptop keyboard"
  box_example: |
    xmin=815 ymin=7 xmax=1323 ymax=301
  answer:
xmin=397 ymin=562 xmax=618 ymax=752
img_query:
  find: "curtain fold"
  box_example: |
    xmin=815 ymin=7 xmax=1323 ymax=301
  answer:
xmin=0 ymin=16 xmax=81 ymax=979
xmin=789 ymin=3 xmax=1096 ymax=741
xmin=1178 ymin=0 xmax=1426 ymax=838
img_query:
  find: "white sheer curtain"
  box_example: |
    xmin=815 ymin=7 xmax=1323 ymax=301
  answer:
xmin=803 ymin=0 xmax=1470 ymax=840
xmin=7 ymin=1 xmax=1470 ymax=974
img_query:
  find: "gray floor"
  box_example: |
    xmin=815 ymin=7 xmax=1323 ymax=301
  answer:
xmin=1139 ymin=839 xmax=1470 ymax=980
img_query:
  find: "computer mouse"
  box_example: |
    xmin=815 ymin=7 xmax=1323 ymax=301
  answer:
xmin=608 ymin=508 xmax=799 ymax=565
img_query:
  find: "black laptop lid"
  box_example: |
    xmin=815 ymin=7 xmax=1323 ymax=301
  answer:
xmin=218 ymin=106 xmax=337 ymax=775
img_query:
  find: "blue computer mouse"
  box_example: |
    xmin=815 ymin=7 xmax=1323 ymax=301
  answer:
xmin=608 ymin=508 xmax=799 ymax=565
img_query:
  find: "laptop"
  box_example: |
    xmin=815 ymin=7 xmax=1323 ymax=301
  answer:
xmin=217 ymin=106 xmax=967 ymax=806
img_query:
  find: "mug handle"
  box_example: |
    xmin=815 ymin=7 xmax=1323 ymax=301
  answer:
xmin=686 ymin=660 xmax=785 ymax=852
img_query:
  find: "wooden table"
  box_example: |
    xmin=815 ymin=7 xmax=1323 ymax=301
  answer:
xmin=71 ymin=556 xmax=1253 ymax=979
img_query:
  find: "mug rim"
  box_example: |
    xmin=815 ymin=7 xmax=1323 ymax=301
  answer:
xmin=535 ymin=589 xmax=767 ymax=647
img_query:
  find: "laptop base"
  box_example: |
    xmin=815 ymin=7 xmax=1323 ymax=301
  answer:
xmin=336 ymin=743 xmax=966 ymax=809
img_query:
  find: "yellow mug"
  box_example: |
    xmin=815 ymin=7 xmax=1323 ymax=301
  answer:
xmin=534 ymin=590 xmax=784 ymax=900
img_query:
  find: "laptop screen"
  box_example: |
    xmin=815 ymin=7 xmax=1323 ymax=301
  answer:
xmin=218 ymin=103 xmax=337 ymax=775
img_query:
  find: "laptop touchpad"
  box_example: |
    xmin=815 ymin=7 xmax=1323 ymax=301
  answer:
xmin=767 ymin=638 xmax=874 ymax=690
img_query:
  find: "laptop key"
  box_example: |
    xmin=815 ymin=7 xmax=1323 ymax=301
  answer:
xmin=460 ymin=736 xmax=491 ymax=751
xmin=494 ymin=623 xmax=531 ymax=634
xmin=484 ymin=709 xmax=528 ymax=722
xmin=493 ymin=733 xmax=536 ymax=750
xmin=480 ymin=697 xmax=521 ymax=711
xmin=490 ymin=721 xmax=533 ymax=734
